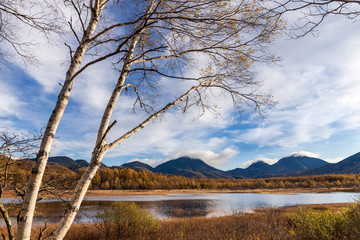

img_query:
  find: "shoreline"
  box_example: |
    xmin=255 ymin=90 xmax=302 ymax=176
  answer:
xmin=3 ymin=187 xmax=358 ymax=198
xmin=84 ymin=187 xmax=358 ymax=196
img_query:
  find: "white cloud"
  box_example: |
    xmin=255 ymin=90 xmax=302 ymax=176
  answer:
xmin=2 ymin=5 xmax=359 ymax=168
xmin=127 ymin=147 xmax=239 ymax=168
xmin=1 ymin=2 xmax=71 ymax=94
xmin=239 ymin=151 xmax=322 ymax=169
xmin=25 ymin=44 xmax=68 ymax=93
xmin=71 ymin=60 xmax=117 ymax=111
xmin=239 ymin=157 xmax=278 ymax=169
xmin=170 ymin=147 xmax=239 ymax=167
xmin=236 ymin=16 xmax=360 ymax=148
xmin=324 ymin=157 xmax=343 ymax=164
xmin=0 ymin=82 xmax=22 ymax=117
xmin=127 ymin=158 xmax=165 ymax=168
xmin=285 ymin=151 xmax=320 ymax=158
xmin=104 ymin=110 xmax=231 ymax=158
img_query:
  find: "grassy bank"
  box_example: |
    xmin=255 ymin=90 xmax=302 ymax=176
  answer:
xmin=3 ymin=186 xmax=357 ymax=199
xmin=84 ymin=187 xmax=357 ymax=196
xmin=65 ymin=202 xmax=360 ymax=240
xmin=64 ymin=210 xmax=292 ymax=240
xmin=3 ymin=203 xmax=359 ymax=240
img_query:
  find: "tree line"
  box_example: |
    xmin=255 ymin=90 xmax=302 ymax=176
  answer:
xmin=6 ymin=161 xmax=360 ymax=191
xmin=89 ymin=167 xmax=360 ymax=190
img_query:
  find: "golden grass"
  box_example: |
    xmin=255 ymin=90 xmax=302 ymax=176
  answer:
xmin=43 ymin=210 xmax=294 ymax=240
xmin=0 ymin=203 xmax=355 ymax=240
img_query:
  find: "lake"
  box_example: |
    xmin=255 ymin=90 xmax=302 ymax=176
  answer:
xmin=3 ymin=191 xmax=359 ymax=224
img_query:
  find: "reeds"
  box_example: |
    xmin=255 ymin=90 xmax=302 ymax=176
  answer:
xmin=2 ymin=203 xmax=359 ymax=239
xmin=64 ymin=210 xmax=294 ymax=240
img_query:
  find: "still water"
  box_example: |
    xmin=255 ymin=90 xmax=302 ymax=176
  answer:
xmin=4 ymin=192 xmax=359 ymax=224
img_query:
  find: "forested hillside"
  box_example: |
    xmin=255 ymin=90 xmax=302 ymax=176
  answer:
xmin=89 ymin=167 xmax=360 ymax=190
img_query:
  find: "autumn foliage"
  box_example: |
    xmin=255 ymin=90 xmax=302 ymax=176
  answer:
xmin=87 ymin=167 xmax=360 ymax=191
xmin=3 ymin=158 xmax=360 ymax=192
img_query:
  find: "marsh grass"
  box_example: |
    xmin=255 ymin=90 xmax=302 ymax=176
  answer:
xmin=60 ymin=209 xmax=293 ymax=240
xmin=2 ymin=203 xmax=359 ymax=240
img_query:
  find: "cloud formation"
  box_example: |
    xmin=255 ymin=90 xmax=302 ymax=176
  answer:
xmin=285 ymin=151 xmax=320 ymax=158
xmin=128 ymin=147 xmax=239 ymax=168
xmin=1 ymin=9 xmax=359 ymax=169
xmin=234 ymin=16 xmax=360 ymax=150
xmin=0 ymin=82 xmax=22 ymax=117
xmin=239 ymin=157 xmax=278 ymax=169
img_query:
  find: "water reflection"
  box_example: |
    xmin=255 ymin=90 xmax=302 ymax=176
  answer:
xmin=148 ymin=199 xmax=217 ymax=218
xmin=3 ymin=192 xmax=358 ymax=225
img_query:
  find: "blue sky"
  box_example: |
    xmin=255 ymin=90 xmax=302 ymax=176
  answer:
xmin=1 ymin=11 xmax=360 ymax=170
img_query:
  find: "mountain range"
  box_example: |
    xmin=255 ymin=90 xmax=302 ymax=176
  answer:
xmin=43 ymin=152 xmax=360 ymax=179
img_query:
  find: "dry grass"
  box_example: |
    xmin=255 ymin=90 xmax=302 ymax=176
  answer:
xmin=0 ymin=210 xmax=294 ymax=240
xmin=60 ymin=209 xmax=294 ymax=240
xmin=0 ymin=203 xmax=356 ymax=240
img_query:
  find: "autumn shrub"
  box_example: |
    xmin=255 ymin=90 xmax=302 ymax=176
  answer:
xmin=342 ymin=200 xmax=360 ymax=237
xmin=96 ymin=201 xmax=159 ymax=239
xmin=290 ymin=207 xmax=347 ymax=240
xmin=290 ymin=198 xmax=360 ymax=240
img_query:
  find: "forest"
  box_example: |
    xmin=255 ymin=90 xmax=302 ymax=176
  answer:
xmin=4 ymin=158 xmax=360 ymax=192
xmin=86 ymin=168 xmax=360 ymax=190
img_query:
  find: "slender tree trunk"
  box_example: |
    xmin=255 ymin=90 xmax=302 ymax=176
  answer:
xmin=15 ymin=2 xmax=105 ymax=239
xmin=48 ymin=79 xmax=204 ymax=240
xmin=47 ymin=150 xmax=105 ymax=240
xmin=48 ymin=4 xmax=157 ymax=238
xmin=0 ymin=201 xmax=15 ymax=240
xmin=48 ymin=24 xmax=143 ymax=240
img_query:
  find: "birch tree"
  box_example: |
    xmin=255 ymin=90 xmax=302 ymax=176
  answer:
xmin=0 ymin=0 xmax=62 ymax=65
xmin=16 ymin=1 xmax=108 ymax=239
xmin=15 ymin=0 xmax=285 ymax=239
xmin=0 ymin=131 xmax=40 ymax=240
xmin=268 ymin=0 xmax=360 ymax=37
xmin=49 ymin=0 xmax=284 ymax=239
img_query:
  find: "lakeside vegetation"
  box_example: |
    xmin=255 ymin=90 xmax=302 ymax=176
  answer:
xmin=90 ymin=168 xmax=360 ymax=191
xmin=3 ymin=202 xmax=360 ymax=240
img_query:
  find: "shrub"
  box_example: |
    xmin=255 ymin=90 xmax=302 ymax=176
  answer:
xmin=342 ymin=201 xmax=360 ymax=237
xmin=96 ymin=201 xmax=159 ymax=239
xmin=290 ymin=207 xmax=347 ymax=240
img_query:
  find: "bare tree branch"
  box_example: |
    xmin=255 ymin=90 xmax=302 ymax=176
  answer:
xmin=267 ymin=0 xmax=360 ymax=37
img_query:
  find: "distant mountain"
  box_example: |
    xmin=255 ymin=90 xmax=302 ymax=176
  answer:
xmin=75 ymin=159 xmax=90 ymax=168
xmin=228 ymin=161 xmax=270 ymax=179
xmin=259 ymin=155 xmax=329 ymax=178
xmin=154 ymin=157 xmax=232 ymax=179
xmin=46 ymin=156 xmax=107 ymax=171
xmin=295 ymin=152 xmax=360 ymax=176
xmin=228 ymin=155 xmax=328 ymax=178
xmin=247 ymin=161 xmax=272 ymax=170
xmin=121 ymin=161 xmax=154 ymax=172
xmin=48 ymin=156 xmax=81 ymax=171
xmin=37 ymin=152 xmax=360 ymax=179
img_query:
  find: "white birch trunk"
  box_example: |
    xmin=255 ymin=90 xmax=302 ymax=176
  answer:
xmin=48 ymin=3 xmax=157 ymax=239
xmin=47 ymin=23 xmax=143 ymax=240
xmin=47 ymin=151 xmax=105 ymax=240
xmin=15 ymin=2 xmax=105 ymax=239
xmin=48 ymin=81 xmax=204 ymax=240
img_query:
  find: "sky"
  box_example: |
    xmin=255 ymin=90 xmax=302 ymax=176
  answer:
xmin=1 ymin=6 xmax=360 ymax=170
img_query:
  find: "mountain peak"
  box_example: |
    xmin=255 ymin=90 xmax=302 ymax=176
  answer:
xmin=121 ymin=161 xmax=154 ymax=171
xmin=286 ymin=151 xmax=319 ymax=158
xmin=154 ymin=156 xmax=231 ymax=179
xmin=247 ymin=161 xmax=271 ymax=169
